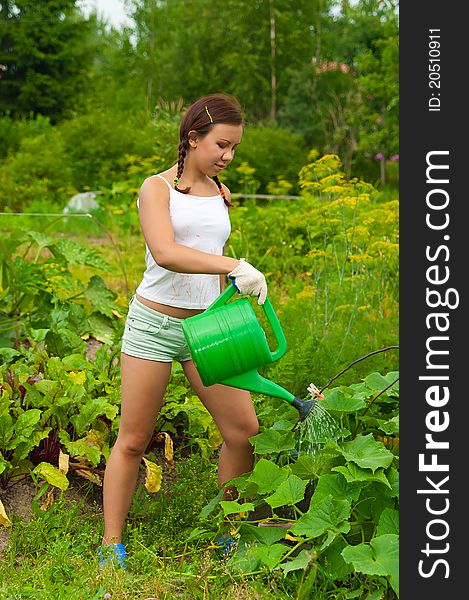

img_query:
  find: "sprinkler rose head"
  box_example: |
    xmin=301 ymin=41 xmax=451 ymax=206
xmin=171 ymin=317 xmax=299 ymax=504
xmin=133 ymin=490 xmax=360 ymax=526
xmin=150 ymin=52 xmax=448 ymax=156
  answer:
xmin=291 ymin=397 xmax=317 ymax=422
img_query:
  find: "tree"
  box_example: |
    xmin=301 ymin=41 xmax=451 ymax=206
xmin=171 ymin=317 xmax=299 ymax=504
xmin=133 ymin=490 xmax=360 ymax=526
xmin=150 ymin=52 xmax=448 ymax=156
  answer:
xmin=125 ymin=0 xmax=328 ymax=123
xmin=278 ymin=0 xmax=398 ymax=178
xmin=0 ymin=0 xmax=96 ymax=122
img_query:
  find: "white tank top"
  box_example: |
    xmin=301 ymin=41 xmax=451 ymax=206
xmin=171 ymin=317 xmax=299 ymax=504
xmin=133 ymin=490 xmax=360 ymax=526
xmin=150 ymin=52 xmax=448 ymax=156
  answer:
xmin=135 ymin=174 xmax=231 ymax=309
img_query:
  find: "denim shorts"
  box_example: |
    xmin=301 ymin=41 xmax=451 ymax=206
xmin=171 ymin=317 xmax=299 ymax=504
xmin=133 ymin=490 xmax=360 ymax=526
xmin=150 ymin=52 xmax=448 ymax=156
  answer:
xmin=121 ymin=296 xmax=193 ymax=362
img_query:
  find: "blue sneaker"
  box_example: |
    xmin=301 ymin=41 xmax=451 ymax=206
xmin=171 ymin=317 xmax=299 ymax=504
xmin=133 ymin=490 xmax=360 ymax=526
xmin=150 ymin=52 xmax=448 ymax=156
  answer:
xmin=216 ymin=532 xmax=238 ymax=556
xmin=98 ymin=543 xmax=128 ymax=570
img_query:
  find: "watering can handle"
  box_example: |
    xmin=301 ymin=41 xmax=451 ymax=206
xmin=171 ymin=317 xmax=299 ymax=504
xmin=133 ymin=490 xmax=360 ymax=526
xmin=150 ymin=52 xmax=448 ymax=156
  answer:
xmin=206 ymin=283 xmax=287 ymax=363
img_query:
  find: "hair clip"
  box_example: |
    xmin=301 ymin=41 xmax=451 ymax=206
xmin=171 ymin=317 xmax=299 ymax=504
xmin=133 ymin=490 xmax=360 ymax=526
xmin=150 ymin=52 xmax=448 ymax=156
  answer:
xmin=205 ymin=105 xmax=213 ymax=123
xmin=173 ymin=176 xmax=179 ymax=187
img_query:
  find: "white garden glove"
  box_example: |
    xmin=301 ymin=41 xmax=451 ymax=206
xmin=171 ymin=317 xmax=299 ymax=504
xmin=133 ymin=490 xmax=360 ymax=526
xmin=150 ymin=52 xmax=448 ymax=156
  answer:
xmin=228 ymin=258 xmax=268 ymax=305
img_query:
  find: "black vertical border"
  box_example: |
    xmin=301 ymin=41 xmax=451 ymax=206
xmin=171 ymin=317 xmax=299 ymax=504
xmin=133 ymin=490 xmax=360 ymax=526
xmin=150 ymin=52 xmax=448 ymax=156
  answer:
xmin=400 ymin=2 xmax=466 ymax=598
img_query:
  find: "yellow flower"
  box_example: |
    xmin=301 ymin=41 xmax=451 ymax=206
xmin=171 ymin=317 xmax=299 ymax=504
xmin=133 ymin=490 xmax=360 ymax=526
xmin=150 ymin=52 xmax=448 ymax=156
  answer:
xmin=296 ymin=286 xmax=316 ymax=299
xmin=350 ymin=225 xmax=370 ymax=237
xmin=322 ymin=185 xmax=348 ymax=195
xmin=336 ymin=304 xmax=354 ymax=312
xmin=348 ymin=253 xmax=373 ymax=263
xmin=306 ymin=249 xmax=326 ymax=258
xmin=320 ymin=173 xmax=346 ymax=186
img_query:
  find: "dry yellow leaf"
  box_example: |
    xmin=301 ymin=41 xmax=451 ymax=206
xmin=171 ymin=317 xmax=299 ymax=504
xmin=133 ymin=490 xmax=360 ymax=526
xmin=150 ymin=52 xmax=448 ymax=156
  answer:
xmin=70 ymin=456 xmax=89 ymax=467
xmin=40 ymin=488 xmax=55 ymax=511
xmin=0 ymin=498 xmax=12 ymax=527
xmin=75 ymin=469 xmax=102 ymax=486
xmin=59 ymin=450 xmax=70 ymax=475
xmin=142 ymin=457 xmax=162 ymax=493
xmin=156 ymin=432 xmax=174 ymax=463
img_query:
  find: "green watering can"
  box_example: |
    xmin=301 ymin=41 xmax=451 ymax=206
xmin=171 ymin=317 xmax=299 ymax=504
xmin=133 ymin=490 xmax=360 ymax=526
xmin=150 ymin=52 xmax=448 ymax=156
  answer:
xmin=181 ymin=283 xmax=316 ymax=421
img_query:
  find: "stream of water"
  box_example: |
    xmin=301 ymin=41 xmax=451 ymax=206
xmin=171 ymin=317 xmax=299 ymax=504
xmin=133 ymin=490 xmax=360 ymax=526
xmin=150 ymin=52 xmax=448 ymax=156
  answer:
xmin=296 ymin=400 xmax=338 ymax=458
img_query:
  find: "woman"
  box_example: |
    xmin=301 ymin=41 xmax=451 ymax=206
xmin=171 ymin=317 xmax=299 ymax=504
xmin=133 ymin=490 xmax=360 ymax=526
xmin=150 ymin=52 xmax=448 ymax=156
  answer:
xmin=98 ymin=93 xmax=268 ymax=569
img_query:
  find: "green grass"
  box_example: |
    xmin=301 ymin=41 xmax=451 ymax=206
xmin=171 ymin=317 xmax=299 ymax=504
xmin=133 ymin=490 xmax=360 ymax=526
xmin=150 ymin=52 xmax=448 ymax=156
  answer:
xmin=0 ymin=454 xmax=312 ymax=599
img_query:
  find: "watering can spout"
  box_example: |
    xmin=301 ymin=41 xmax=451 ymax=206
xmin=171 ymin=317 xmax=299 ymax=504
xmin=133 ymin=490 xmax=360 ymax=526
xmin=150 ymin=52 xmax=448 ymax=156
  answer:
xmin=220 ymin=369 xmax=295 ymax=403
xmin=291 ymin=397 xmax=317 ymax=422
xmin=220 ymin=372 xmax=316 ymax=422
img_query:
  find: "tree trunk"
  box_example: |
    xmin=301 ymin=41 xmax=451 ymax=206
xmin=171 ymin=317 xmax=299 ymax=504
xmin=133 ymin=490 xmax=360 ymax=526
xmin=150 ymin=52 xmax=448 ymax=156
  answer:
xmin=146 ymin=25 xmax=155 ymax=110
xmin=269 ymin=0 xmax=276 ymax=121
xmin=380 ymin=155 xmax=386 ymax=185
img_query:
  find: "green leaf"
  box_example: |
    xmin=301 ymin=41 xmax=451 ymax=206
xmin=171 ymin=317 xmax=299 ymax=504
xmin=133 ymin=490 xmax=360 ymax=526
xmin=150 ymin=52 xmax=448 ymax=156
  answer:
xmin=371 ymin=534 xmax=399 ymax=596
xmin=199 ymin=491 xmax=224 ymax=519
xmin=386 ymin=467 xmax=399 ymax=498
xmin=341 ymin=543 xmax=386 ymax=577
xmin=70 ymin=398 xmax=118 ymax=436
xmin=226 ymin=545 xmax=261 ymax=575
xmin=322 ymin=538 xmax=353 ymax=580
xmin=30 ymin=328 xmax=49 ymax=343
xmin=281 ymin=549 xmax=313 ymax=575
xmin=248 ymin=458 xmax=290 ymax=494
xmin=341 ymin=534 xmax=399 ymax=597
xmin=363 ymin=372 xmax=390 ymax=391
xmin=53 ymin=239 xmax=110 ymax=270
xmin=62 ymin=354 xmax=92 ymax=371
xmin=0 ymin=451 xmax=10 ymax=476
xmin=310 ymin=473 xmax=360 ymax=508
xmin=247 ymin=543 xmax=287 ymax=571
xmin=219 ymin=500 xmax=255 ymax=516
xmin=33 ymin=379 xmax=60 ymax=396
xmin=13 ymin=409 xmax=42 ymax=443
xmin=333 ymin=464 xmax=392 ymax=488
xmin=265 ymin=475 xmax=307 ymax=509
xmin=224 ymin=473 xmax=260 ymax=499
xmin=84 ymin=275 xmax=116 ymax=317
xmin=338 ymin=433 xmax=394 ymax=472
xmin=184 ymin=527 xmax=213 ymax=542
xmin=364 ymin=372 xmax=399 ymax=395
xmin=14 ymin=427 xmax=52 ymax=461
xmin=291 ymin=495 xmax=351 ymax=538
xmin=321 ymin=388 xmax=367 ymax=413
xmin=33 ymin=462 xmax=69 ymax=491
xmin=271 ymin=418 xmax=296 ymax=431
xmin=0 ymin=348 xmax=21 ymax=361
xmin=27 ymin=231 xmax=55 ymax=252
xmin=0 ymin=413 xmax=14 ymax=446
xmin=250 ymin=429 xmax=296 ymax=454
xmin=377 ymin=415 xmax=399 ymax=435
xmin=60 ymin=436 xmax=101 ymax=466
xmin=377 ymin=508 xmax=399 ymax=536
xmin=238 ymin=523 xmax=287 ymax=546
xmin=290 ymin=454 xmax=319 ymax=480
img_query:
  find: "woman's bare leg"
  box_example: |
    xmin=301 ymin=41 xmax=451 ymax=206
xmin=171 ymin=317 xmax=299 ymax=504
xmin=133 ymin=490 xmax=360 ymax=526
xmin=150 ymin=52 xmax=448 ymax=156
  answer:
xmin=181 ymin=360 xmax=259 ymax=499
xmin=101 ymin=354 xmax=172 ymax=545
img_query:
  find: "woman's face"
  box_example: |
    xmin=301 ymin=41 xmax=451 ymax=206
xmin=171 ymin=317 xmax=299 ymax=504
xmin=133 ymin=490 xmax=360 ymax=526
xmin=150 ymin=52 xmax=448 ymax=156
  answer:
xmin=189 ymin=123 xmax=243 ymax=177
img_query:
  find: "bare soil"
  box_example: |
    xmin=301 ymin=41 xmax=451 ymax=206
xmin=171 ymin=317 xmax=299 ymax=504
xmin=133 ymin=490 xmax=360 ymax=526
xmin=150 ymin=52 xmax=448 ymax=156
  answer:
xmin=0 ymin=448 xmax=170 ymax=558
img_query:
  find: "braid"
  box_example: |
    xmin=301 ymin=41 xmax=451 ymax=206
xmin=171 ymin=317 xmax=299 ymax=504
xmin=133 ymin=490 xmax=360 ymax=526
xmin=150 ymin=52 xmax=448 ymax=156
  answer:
xmin=174 ymin=137 xmax=190 ymax=193
xmin=213 ymin=176 xmax=233 ymax=208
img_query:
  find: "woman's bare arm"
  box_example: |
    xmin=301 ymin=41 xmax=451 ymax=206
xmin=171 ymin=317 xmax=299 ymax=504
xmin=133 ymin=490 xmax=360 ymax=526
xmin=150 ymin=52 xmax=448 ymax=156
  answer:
xmin=138 ymin=176 xmax=239 ymax=274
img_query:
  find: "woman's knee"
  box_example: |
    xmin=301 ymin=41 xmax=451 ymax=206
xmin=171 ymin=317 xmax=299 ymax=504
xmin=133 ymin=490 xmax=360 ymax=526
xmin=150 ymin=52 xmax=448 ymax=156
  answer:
xmin=115 ymin=431 xmax=153 ymax=457
xmin=223 ymin=417 xmax=259 ymax=446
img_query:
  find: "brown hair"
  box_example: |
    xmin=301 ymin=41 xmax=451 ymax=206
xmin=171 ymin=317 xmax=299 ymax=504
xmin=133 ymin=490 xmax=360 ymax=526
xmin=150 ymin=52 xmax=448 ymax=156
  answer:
xmin=175 ymin=92 xmax=244 ymax=207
